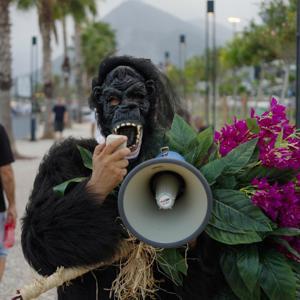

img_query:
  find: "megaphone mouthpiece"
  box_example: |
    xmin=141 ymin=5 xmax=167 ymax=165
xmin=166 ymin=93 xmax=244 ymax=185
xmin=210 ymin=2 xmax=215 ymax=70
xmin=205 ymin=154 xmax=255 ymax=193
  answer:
xmin=154 ymin=172 xmax=181 ymax=210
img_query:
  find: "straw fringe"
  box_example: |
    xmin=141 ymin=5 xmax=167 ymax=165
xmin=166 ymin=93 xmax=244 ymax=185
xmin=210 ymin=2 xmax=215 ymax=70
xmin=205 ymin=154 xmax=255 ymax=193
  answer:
xmin=110 ymin=237 xmax=159 ymax=299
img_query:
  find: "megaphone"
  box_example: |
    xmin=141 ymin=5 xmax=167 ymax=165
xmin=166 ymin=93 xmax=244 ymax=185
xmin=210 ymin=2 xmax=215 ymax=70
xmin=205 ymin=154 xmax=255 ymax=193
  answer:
xmin=118 ymin=147 xmax=213 ymax=248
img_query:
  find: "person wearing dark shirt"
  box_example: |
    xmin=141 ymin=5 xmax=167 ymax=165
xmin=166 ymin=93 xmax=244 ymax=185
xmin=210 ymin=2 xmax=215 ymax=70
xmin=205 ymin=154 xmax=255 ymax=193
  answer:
xmin=52 ymin=97 xmax=68 ymax=140
xmin=0 ymin=124 xmax=17 ymax=281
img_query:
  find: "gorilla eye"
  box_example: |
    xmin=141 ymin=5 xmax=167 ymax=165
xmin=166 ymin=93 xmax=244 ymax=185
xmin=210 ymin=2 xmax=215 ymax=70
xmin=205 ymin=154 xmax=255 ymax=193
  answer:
xmin=109 ymin=97 xmax=120 ymax=106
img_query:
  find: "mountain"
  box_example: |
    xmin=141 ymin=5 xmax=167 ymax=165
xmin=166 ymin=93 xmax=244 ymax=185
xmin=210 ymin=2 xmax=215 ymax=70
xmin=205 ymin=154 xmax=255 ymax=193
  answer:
xmin=102 ymin=0 xmax=232 ymax=66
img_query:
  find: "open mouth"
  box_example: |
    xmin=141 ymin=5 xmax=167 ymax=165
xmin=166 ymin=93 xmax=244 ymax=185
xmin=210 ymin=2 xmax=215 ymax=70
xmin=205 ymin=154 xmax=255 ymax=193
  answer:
xmin=113 ymin=122 xmax=143 ymax=159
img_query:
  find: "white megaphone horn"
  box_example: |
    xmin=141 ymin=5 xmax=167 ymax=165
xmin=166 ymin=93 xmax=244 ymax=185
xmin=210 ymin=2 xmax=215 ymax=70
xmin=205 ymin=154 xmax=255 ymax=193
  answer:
xmin=118 ymin=147 xmax=213 ymax=248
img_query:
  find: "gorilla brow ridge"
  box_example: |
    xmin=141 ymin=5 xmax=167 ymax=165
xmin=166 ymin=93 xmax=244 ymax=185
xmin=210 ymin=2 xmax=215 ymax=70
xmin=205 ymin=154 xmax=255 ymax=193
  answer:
xmin=103 ymin=66 xmax=145 ymax=91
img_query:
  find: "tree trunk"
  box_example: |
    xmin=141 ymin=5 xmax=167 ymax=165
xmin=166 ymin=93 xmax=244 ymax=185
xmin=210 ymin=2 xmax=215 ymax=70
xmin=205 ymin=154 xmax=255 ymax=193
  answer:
xmin=232 ymin=68 xmax=238 ymax=115
xmin=222 ymin=96 xmax=229 ymax=125
xmin=281 ymin=62 xmax=290 ymax=101
xmin=256 ymin=65 xmax=265 ymax=109
xmin=39 ymin=2 xmax=54 ymax=139
xmin=62 ymin=16 xmax=72 ymax=127
xmin=0 ymin=0 xmax=17 ymax=152
xmin=74 ymin=21 xmax=84 ymax=123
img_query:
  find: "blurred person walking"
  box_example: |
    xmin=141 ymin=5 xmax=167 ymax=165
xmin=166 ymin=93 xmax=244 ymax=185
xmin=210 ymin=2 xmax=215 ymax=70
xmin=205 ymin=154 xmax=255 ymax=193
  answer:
xmin=193 ymin=115 xmax=207 ymax=133
xmin=52 ymin=97 xmax=68 ymax=141
xmin=0 ymin=124 xmax=17 ymax=281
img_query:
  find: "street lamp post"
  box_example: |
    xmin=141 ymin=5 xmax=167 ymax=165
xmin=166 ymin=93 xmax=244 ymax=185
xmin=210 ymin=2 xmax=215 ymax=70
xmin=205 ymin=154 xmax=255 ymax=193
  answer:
xmin=296 ymin=0 xmax=300 ymax=128
xmin=30 ymin=36 xmax=38 ymax=141
xmin=205 ymin=2 xmax=210 ymax=126
xmin=164 ymin=51 xmax=170 ymax=71
xmin=206 ymin=0 xmax=217 ymax=129
xmin=179 ymin=34 xmax=187 ymax=99
xmin=228 ymin=17 xmax=241 ymax=115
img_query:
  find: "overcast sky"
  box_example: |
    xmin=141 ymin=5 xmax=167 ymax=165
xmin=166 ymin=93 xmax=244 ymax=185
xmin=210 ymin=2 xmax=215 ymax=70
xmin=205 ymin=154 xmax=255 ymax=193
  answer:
xmin=11 ymin=0 xmax=264 ymax=77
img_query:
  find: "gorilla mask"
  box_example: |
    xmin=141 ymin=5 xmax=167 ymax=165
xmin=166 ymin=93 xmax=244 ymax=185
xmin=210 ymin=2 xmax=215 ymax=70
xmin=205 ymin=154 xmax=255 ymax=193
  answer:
xmin=90 ymin=56 xmax=179 ymax=160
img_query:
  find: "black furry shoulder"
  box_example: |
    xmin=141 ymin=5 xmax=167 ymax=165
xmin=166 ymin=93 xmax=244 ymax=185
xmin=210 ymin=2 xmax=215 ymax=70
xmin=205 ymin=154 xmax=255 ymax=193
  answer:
xmin=21 ymin=138 xmax=124 ymax=276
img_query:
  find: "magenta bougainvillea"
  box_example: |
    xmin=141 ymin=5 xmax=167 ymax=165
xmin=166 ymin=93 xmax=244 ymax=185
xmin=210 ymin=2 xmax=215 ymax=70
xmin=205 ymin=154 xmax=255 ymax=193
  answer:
xmin=215 ymin=98 xmax=300 ymax=170
xmin=215 ymin=97 xmax=300 ymax=261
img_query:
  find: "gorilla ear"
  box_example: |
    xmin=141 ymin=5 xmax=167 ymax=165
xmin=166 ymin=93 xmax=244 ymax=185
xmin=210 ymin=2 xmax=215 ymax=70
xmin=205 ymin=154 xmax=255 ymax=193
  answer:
xmin=92 ymin=86 xmax=103 ymax=103
xmin=145 ymin=80 xmax=155 ymax=96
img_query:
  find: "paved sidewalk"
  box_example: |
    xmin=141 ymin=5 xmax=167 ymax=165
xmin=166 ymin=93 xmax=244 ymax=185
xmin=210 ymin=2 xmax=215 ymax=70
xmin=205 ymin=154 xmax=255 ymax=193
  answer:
xmin=1 ymin=123 xmax=92 ymax=300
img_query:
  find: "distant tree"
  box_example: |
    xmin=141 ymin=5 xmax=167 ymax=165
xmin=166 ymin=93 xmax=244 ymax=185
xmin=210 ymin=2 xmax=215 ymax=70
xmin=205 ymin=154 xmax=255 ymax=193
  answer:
xmin=69 ymin=0 xmax=97 ymax=122
xmin=54 ymin=0 xmax=97 ymax=125
xmin=259 ymin=0 xmax=296 ymax=98
xmin=81 ymin=22 xmax=116 ymax=78
xmin=183 ymin=56 xmax=205 ymax=95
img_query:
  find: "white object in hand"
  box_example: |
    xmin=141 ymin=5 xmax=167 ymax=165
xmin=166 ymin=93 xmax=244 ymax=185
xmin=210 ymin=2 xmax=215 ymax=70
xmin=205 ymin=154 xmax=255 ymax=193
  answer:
xmin=155 ymin=173 xmax=180 ymax=210
xmin=106 ymin=134 xmax=127 ymax=150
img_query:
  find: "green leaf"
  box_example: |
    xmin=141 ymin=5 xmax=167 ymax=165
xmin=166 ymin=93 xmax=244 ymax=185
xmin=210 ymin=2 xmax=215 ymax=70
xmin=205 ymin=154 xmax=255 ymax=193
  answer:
xmin=259 ymin=249 xmax=296 ymax=300
xmin=269 ymin=227 xmax=300 ymax=237
xmin=53 ymin=177 xmax=87 ymax=197
xmin=271 ymin=237 xmax=300 ymax=260
xmin=288 ymin=261 xmax=300 ymax=299
xmin=238 ymin=165 xmax=296 ymax=184
xmin=205 ymin=225 xmax=262 ymax=245
xmin=275 ymin=130 xmax=283 ymax=148
xmin=220 ymin=250 xmax=260 ymax=300
xmin=77 ymin=145 xmax=93 ymax=170
xmin=209 ymin=144 xmax=219 ymax=162
xmin=200 ymin=159 xmax=226 ymax=185
xmin=236 ymin=245 xmax=261 ymax=293
xmin=209 ymin=212 xmax=253 ymax=233
xmin=166 ymin=114 xmax=197 ymax=153
xmin=213 ymin=287 xmax=239 ymax=300
xmin=184 ymin=127 xmax=214 ymax=166
xmin=246 ymin=118 xmax=260 ymax=134
xmin=157 ymin=248 xmax=187 ymax=286
xmin=217 ymin=176 xmax=237 ymax=189
xmin=213 ymin=190 xmax=273 ymax=232
xmin=223 ymin=139 xmax=258 ymax=174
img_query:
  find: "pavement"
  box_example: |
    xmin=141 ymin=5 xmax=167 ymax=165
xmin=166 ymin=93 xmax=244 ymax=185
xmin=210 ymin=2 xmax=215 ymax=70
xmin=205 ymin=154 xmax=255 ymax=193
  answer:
xmin=0 ymin=123 xmax=92 ymax=300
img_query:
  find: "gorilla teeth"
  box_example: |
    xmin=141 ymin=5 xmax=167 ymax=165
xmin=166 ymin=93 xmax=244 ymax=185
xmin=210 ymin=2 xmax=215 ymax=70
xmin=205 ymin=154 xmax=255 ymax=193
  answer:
xmin=113 ymin=123 xmax=141 ymax=133
xmin=112 ymin=123 xmax=143 ymax=157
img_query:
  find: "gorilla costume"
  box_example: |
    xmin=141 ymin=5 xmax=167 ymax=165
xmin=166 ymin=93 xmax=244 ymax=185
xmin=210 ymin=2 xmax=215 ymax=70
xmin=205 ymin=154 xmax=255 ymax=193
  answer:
xmin=21 ymin=56 xmax=227 ymax=299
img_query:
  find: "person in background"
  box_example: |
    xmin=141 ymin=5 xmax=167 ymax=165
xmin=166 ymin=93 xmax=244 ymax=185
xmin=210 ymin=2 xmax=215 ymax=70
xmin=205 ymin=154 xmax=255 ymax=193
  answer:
xmin=52 ymin=97 xmax=68 ymax=141
xmin=89 ymin=109 xmax=97 ymax=138
xmin=0 ymin=124 xmax=17 ymax=281
xmin=193 ymin=115 xmax=207 ymax=133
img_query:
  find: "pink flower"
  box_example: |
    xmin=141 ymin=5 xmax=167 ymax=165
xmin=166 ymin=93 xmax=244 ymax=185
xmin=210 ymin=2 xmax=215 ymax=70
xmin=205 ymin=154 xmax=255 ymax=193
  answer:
xmin=251 ymin=178 xmax=300 ymax=226
xmin=215 ymin=97 xmax=300 ymax=170
xmin=251 ymin=177 xmax=300 ymax=261
xmin=214 ymin=119 xmax=256 ymax=156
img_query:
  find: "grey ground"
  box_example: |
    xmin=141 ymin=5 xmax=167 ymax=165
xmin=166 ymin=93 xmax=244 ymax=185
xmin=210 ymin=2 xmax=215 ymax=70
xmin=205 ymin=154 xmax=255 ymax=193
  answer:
xmin=1 ymin=123 xmax=92 ymax=300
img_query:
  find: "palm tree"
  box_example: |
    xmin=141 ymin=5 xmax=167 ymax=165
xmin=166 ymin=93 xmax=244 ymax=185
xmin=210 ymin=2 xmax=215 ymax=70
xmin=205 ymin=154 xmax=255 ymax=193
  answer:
xmin=0 ymin=0 xmax=15 ymax=150
xmin=54 ymin=0 xmax=97 ymax=123
xmin=18 ymin=0 xmax=57 ymax=138
xmin=70 ymin=0 xmax=97 ymax=122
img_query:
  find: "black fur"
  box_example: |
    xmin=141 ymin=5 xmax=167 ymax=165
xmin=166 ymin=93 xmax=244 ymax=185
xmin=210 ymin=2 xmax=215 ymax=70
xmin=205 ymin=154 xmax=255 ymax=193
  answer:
xmin=21 ymin=56 xmax=227 ymax=299
xmin=21 ymin=138 xmax=124 ymax=276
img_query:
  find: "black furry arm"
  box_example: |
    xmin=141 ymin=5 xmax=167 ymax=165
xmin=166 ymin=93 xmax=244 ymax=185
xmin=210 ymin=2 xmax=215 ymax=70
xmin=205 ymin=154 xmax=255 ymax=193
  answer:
xmin=181 ymin=233 xmax=226 ymax=299
xmin=21 ymin=138 xmax=124 ymax=276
